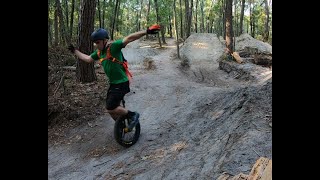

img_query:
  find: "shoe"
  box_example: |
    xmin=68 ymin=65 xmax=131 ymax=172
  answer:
xmin=128 ymin=112 xmax=140 ymax=129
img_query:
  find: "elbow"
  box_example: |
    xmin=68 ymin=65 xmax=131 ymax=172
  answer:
xmin=87 ymin=58 xmax=94 ymax=63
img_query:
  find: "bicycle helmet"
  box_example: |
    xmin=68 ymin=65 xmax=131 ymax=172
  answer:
xmin=90 ymin=28 xmax=109 ymax=41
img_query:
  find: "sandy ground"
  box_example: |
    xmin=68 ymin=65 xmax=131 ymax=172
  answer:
xmin=48 ymin=35 xmax=272 ymax=179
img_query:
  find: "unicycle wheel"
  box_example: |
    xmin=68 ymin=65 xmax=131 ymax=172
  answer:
xmin=114 ymin=116 xmax=140 ymax=147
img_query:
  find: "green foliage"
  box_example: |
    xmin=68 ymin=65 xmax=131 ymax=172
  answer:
xmin=48 ymin=0 xmax=272 ymax=47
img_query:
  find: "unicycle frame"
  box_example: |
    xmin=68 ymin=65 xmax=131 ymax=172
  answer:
xmin=113 ymin=98 xmax=140 ymax=147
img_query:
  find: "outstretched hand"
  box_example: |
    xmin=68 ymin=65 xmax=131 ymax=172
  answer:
xmin=147 ymin=24 xmax=161 ymax=34
xmin=67 ymin=44 xmax=76 ymax=53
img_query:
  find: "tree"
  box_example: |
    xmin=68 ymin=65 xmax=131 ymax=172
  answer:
xmin=76 ymin=0 xmax=97 ymax=83
xmin=184 ymin=0 xmax=193 ymax=38
xmin=64 ymin=0 xmax=70 ymax=42
xmin=263 ymin=0 xmax=270 ymax=42
xmin=48 ymin=0 xmax=53 ymax=46
xmin=154 ymin=0 xmax=164 ymax=46
xmin=200 ymin=0 xmax=205 ymax=33
xmin=54 ymin=0 xmax=59 ymax=46
xmin=102 ymin=0 xmax=106 ymax=28
xmin=97 ymin=0 xmax=102 ymax=28
xmin=239 ymin=0 xmax=245 ymax=35
xmin=225 ymin=0 xmax=234 ymax=53
xmin=70 ymin=0 xmax=76 ymax=41
xmin=179 ymin=0 xmax=184 ymax=38
xmin=173 ymin=0 xmax=180 ymax=59
xmin=111 ymin=0 xmax=120 ymax=40
xmin=55 ymin=0 xmax=67 ymax=46
xmin=146 ymin=0 xmax=151 ymax=39
xmin=194 ymin=0 xmax=199 ymax=33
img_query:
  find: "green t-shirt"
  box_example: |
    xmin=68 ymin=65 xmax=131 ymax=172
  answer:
xmin=90 ymin=39 xmax=128 ymax=84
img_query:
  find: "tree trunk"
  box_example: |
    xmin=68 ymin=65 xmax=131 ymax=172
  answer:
xmin=263 ymin=0 xmax=269 ymax=42
xmin=173 ymin=0 xmax=180 ymax=59
xmin=70 ymin=0 xmax=75 ymax=41
xmin=239 ymin=0 xmax=245 ymax=35
xmin=179 ymin=0 xmax=183 ymax=38
xmin=189 ymin=0 xmax=193 ymax=35
xmin=234 ymin=0 xmax=238 ymax=36
xmin=111 ymin=0 xmax=120 ymax=40
xmin=184 ymin=0 xmax=189 ymax=38
xmin=48 ymin=0 xmax=52 ymax=46
xmin=76 ymin=0 xmax=97 ymax=83
xmin=138 ymin=0 xmax=143 ymax=31
xmin=116 ymin=0 xmax=121 ymax=33
xmin=249 ymin=0 xmax=255 ymax=38
xmin=222 ymin=0 xmax=226 ymax=39
xmin=154 ymin=0 xmax=164 ymax=46
xmin=56 ymin=0 xmax=67 ymax=46
xmin=135 ymin=0 xmax=140 ymax=31
xmin=200 ymin=0 xmax=204 ymax=33
xmin=102 ymin=0 xmax=106 ymax=28
xmin=225 ymin=0 xmax=234 ymax=53
xmin=146 ymin=0 xmax=151 ymax=39
xmin=169 ymin=14 xmax=173 ymax=38
xmin=54 ymin=1 xmax=59 ymax=46
xmin=64 ymin=0 xmax=70 ymax=42
xmin=195 ymin=0 xmax=198 ymax=33
xmin=97 ymin=0 xmax=102 ymax=28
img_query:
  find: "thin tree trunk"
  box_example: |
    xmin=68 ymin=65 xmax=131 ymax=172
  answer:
xmin=110 ymin=0 xmax=120 ymax=40
xmin=64 ymin=0 xmax=70 ymax=42
xmin=200 ymin=0 xmax=204 ymax=33
xmin=195 ymin=0 xmax=198 ymax=33
xmin=263 ymin=0 xmax=269 ymax=42
xmin=108 ymin=0 xmax=114 ymax=34
xmin=138 ymin=0 xmax=143 ymax=31
xmin=189 ymin=0 xmax=193 ymax=35
xmin=239 ymin=0 xmax=245 ymax=35
xmin=146 ymin=0 xmax=151 ymax=39
xmin=76 ymin=0 xmax=80 ymax=38
xmin=54 ymin=1 xmax=59 ymax=46
xmin=234 ymin=0 xmax=238 ymax=36
xmin=184 ymin=0 xmax=189 ymax=38
xmin=70 ymin=0 xmax=75 ymax=41
xmin=173 ymin=0 xmax=180 ymax=59
xmin=154 ymin=0 xmax=164 ymax=45
xmin=116 ymin=0 xmax=121 ymax=33
xmin=97 ymin=0 xmax=102 ymax=28
xmin=76 ymin=0 xmax=97 ymax=83
xmin=49 ymin=1 xmax=53 ymax=46
xmin=225 ymin=0 xmax=234 ymax=53
xmin=179 ymin=0 xmax=183 ymax=38
xmin=56 ymin=0 xmax=67 ymax=46
xmin=169 ymin=14 xmax=173 ymax=38
xmin=249 ymin=0 xmax=254 ymax=37
xmin=111 ymin=0 xmax=119 ymax=40
xmin=102 ymin=0 xmax=106 ymax=28
xmin=136 ymin=0 xmax=140 ymax=31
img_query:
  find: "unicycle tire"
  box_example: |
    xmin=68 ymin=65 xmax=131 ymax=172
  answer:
xmin=114 ymin=115 xmax=140 ymax=147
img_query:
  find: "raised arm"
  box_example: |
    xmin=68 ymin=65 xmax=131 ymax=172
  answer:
xmin=122 ymin=24 xmax=161 ymax=47
xmin=68 ymin=44 xmax=94 ymax=63
xmin=122 ymin=30 xmax=147 ymax=47
xmin=74 ymin=49 xmax=94 ymax=63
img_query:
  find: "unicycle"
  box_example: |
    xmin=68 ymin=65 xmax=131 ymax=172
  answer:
xmin=114 ymin=99 xmax=141 ymax=147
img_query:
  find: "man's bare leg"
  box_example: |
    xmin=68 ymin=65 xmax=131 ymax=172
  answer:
xmin=107 ymin=106 xmax=128 ymax=121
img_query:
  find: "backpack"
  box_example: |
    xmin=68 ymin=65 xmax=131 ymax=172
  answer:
xmin=97 ymin=43 xmax=132 ymax=83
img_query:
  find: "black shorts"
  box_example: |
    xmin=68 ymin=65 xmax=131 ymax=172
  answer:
xmin=106 ymin=81 xmax=130 ymax=110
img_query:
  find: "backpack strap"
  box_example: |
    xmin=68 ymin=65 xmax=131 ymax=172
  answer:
xmin=97 ymin=43 xmax=133 ymax=82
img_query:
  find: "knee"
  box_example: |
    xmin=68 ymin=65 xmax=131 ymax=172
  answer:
xmin=106 ymin=106 xmax=119 ymax=114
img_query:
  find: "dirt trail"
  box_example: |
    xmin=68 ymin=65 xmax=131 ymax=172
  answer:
xmin=48 ymin=37 xmax=271 ymax=180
